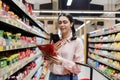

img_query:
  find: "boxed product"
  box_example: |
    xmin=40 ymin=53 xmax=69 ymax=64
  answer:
xmin=37 ymin=43 xmax=57 ymax=56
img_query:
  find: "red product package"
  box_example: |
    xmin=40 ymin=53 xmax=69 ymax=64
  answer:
xmin=37 ymin=43 xmax=57 ymax=56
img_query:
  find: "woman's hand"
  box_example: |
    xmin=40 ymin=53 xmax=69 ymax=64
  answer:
xmin=50 ymin=55 xmax=63 ymax=64
xmin=54 ymin=39 xmax=67 ymax=51
xmin=41 ymin=51 xmax=63 ymax=64
xmin=41 ymin=51 xmax=50 ymax=60
xmin=54 ymin=41 xmax=62 ymax=51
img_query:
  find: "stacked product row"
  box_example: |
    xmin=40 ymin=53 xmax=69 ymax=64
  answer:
xmin=89 ymin=42 xmax=120 ymax=50
xmin=0 ymin=30 xmax=38 ymax=51
xmin=32 ymin=60 xmax=49 ymax=80
xmin=88 ymin=58 xmax=120 ymax=79
xmin=89 ymin=25 xmax=120 ymax=37
xmin=89 ymin=32 xmax=120 ymax=42
xmin=89 ymin=48 xmax=120 ymax=60
xmin=0 ymin=46 xmax=43 ymax=79
xmin=0 ymin=0 xmax=44 ymax=37
xmin=0 ymin=48 xmax=36 ymax=68
xmin=6 ymin=55 xmax=43 ymax=80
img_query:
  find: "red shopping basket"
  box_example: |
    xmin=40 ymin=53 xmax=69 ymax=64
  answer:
xmin=70 ymin=62 xmax=93 ymax=80
xmin=80 ymin=78 xmax=90 ymax=80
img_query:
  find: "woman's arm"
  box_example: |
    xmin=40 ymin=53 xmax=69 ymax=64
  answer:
xmin=61 ymin=39 xmax=84 ymax=74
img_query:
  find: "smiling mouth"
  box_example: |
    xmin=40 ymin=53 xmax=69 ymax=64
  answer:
xmin=61 ymin=28 xmax=65 ymax=31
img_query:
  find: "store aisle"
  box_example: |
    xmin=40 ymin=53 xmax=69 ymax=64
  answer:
xmin=44 ymin=66 xmax=90 ymax=80
xmin=78 ymin=66 xmax=90 ymax=79
xmin=79 ymin=66 xmax=109 ymax=80
xmin=45 ymin=66 xmax=108 ymax=80
xmin=45 ymin=70 xmax=50 ymax=80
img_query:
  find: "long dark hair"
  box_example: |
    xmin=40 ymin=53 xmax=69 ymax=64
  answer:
xmin=58 ymin=13 xmax=77 ymax=41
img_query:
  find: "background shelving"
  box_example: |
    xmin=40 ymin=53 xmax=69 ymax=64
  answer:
xmin=87 ymin=25 xmax=120 ymax=80
xmin=24 ymin=58 xmax=44 ymax=80
xmin=1 ymin=0 xmax=48 ymax=34
xmin=0 ymin=52 xmax=41 ymax=80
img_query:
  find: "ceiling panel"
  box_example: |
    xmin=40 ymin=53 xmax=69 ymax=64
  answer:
xmin=90 ymin=0 xmax=117 ymax=5
xmin=59 ymin=0 xmax=91 ymax=10
xmin=26 ymin=0 xmax=51 ymax=4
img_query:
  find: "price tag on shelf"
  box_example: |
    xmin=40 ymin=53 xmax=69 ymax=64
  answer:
xmin=10 ymin=70 xmax=13 ymax=75
xmin=22 ymin=45 xmax=24 ymax=48
xmin=4 ymin=74 xmax=8 ymax=79
xmin=13 ymin=67 xmax=17 ymax=73
xmin=0 ymin=77 xmax=3 ymax=80
xmin=17 ymin=66 xmax=19 ymax=71
xmin=10 ymin=46 xmax=13 ymax=50
xmin=5 ymin=46 xmax=9 ymax=50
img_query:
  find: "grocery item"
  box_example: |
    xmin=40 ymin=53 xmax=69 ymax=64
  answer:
xmin=0 ymin=57 xmax=7 ymax=68
xmin=0 ymin=0 xmax=2 ymax=9
xmin=38 ymin=43 xmax=57 ymax=57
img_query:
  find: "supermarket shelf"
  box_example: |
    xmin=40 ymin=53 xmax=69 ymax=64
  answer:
xmin=89 ymin=46 xmax=120 ymax=52
xmin=36 ymin=67 xmax=43 ymax=80
xmin=88 ymin=24 xmax=120 ymax=80
xmin=0 ymin=53 xmax=41 ymax=80
xmin=89 ymin=40 xmax=120 ymax=43
xmin=89 ymin=50 xmax=120 ymax=62
xmin=89 ymin=30 xmax=119 ymax=37
xmin=0 ymin=19 xmax=48 ymax=39
xmin=37 ymin=62 xmax=48 ymax=80
xmin=88 ymin=63 xmax=114 ymax=80
xmin=1 ymin=0 xmax=49 ymax=35
xmin=24 ymin=60 xmax=44 ymax=80
xmin=44 ymin=70 xmax=50 ymax=80
xmin=12 ymin=0 xmax=35 ymax=21
xmin=0 ymin=44 xmax=36 ymax=52
xmin=88 ymin=56 xmax=120 ymax=72
xmin=89 ymin=40 xmax=114 ymax=43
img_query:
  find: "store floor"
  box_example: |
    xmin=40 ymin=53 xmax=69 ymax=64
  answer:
xmin=45 ymin=66 xmax=108 ymax=80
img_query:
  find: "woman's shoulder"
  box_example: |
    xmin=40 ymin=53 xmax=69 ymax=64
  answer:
xmin=75 ymin=38 xmax=83 ymax=43
xmin=75 ymin=38 xmax=84 ymax=47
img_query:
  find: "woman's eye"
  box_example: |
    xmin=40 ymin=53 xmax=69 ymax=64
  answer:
xmin=63 ymin=21 xmax=68 ymax=24
xmin=58 ymin=20 xmax=68 ymax=24
xmin=58 ymin=21 xmax=62 ymax=24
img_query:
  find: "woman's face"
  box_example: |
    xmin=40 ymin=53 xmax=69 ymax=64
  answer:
xmin=58 ymin=16 xmax=72 ymax=34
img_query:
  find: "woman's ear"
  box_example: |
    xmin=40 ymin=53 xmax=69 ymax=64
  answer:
xmin=71 ymin=22 xmax=73 ymax=27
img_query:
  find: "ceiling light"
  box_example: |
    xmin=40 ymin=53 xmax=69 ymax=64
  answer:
xmin=76 ymin=21 xmax=90 ymax=31
xmin=36 ymin=16 xmax=120 ymax=20
xmin=67 ymin=0 xmax=73 ymax=6
xmin=33 ymin=10 xmax=120 ymax=14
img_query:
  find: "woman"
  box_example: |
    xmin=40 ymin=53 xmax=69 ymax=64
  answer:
xmin=47 ymin=13 xmax=84 ymax=80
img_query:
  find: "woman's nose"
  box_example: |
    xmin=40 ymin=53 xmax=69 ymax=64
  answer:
xmin=60 ymin=22 xmax=64 ymax=26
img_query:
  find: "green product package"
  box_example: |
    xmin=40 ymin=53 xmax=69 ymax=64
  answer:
xmin=0 ymin=30 xmax=4 ymax=37
xmin=0 ymin=57 xmax=7 ymax=68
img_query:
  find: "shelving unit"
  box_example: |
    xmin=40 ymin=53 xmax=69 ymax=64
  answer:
xmin=0 ymin=19 xmax=45 ymax=38
xmin=0 ymin=52 xmax=43 ymax=79
xmin=1 ymin=0 xmax=49 ymax=35
xmin=24 ymin=60 xmax=43 ymax=80
xmin=0 ymin=0 xmax=48 ymax=80
xmin=87 ymin=63 xmax=114 ymax=80
xmin=87 ymin=25 xmax=120 ymax=80
xmin=0 ymin=53 xmax=41 ymax=80
xmin=115 ymin=0 xmax=120 ymax=11
xmin=35 ymin=67 xmax=43 ymax=80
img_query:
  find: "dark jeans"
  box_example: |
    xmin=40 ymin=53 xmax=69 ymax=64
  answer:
xmin=49 ymin=72 xmax=78 ymax=80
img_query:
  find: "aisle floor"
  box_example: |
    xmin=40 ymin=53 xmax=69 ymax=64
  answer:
xmin=45 ymin=66 xmax=109 ymax=80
